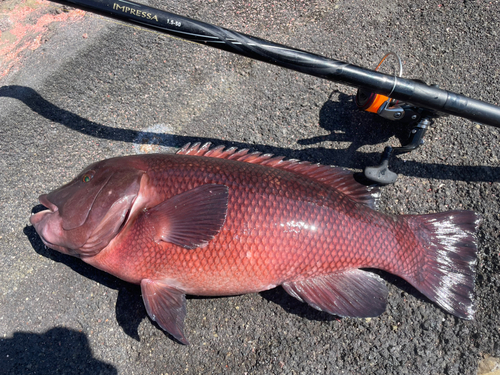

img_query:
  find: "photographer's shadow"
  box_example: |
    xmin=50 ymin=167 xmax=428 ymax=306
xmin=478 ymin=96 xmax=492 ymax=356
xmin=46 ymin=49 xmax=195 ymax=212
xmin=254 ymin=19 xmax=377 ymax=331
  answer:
xmin=2 ymin=327 xmax=117 ymax=375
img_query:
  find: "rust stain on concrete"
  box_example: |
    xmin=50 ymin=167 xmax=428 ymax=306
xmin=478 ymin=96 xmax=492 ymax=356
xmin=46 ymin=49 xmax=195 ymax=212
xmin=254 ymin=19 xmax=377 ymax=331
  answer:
xmin=0 ymin=0 xmax=85 ymax=78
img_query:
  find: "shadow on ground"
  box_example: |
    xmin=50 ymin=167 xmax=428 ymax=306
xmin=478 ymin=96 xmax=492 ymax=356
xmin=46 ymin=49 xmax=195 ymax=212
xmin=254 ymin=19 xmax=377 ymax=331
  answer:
xmin=2 ymin=85 xmax=499 ymax=182
xmin=1 ymin=327 xmax=117 ymax=375
xmin=24 ymin=224 xmax=147 ymax=342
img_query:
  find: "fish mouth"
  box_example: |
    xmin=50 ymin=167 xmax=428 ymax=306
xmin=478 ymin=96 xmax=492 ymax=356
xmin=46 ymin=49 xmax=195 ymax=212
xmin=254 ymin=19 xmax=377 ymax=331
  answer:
xmin=29 ymin=194 xmax=57 ymax=232
xmin=38 ymin=194 xmax=58 ymax=213
xmin=30 ymin=195 xmax=72 ymax=254
xmin=36 ymin=230 xmax=68 ymax=253
xmin=30 ymin=212 xmax=74 ymax=255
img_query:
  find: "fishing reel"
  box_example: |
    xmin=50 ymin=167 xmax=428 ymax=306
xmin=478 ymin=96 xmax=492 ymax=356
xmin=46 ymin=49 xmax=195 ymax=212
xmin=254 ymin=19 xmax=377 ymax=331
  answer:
xmin=355 ymin=53 xmax=438 ymax=185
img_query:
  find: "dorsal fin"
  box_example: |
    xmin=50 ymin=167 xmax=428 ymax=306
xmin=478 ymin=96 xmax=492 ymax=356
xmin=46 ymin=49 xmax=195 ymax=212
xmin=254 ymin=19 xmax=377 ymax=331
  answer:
xmin=177 ymin=143 xmax=379 ymax=208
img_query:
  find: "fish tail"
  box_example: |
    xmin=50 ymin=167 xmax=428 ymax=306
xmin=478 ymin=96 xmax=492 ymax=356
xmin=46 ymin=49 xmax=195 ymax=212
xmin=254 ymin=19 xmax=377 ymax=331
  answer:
xmin=402 ymin=211 xmax=480 ymax=319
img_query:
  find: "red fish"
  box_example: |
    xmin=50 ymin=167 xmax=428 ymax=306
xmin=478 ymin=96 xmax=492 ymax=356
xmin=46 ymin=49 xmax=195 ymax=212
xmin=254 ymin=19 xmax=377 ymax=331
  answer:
xmin=30 ymin=143 xmax=479 ymax=344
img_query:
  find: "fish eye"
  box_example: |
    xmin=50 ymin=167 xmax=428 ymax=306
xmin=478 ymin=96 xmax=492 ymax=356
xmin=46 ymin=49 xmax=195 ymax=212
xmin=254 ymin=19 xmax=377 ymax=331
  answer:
xmin=82 ymin=171 xmax=95 ymax=183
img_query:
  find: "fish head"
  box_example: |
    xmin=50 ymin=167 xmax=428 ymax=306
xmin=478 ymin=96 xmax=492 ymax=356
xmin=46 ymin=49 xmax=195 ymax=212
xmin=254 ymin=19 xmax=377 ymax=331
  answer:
xmin=30 ymin=157 xmax=146 ymax=258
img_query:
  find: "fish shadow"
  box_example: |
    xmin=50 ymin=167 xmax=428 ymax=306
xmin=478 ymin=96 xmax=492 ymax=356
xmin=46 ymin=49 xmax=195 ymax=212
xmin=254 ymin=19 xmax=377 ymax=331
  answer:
xmin=259 ymin=287 xmax=339 ymax=322
xmin=1 ymin=327 xmax=116 ymax=375
xmin=260 ymin=269 xmax=435 ymax=322
xmin=24 ymin=221 xmax=147 ymax=342
xmin=27 ymin=199 xmax=451 ymax=340
xmin=2 ymin=84 xmax=499 ymax=182
xmin=26 ymin=219 xmax=214 ymax=344
xmin=26 ymin=221 xmax=440 ymax=339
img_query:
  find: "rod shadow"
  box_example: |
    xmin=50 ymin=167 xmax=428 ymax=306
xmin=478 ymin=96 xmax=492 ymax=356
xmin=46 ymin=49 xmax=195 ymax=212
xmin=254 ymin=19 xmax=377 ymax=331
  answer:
xmin=1 ymin=85 xmax=498 ymax=182
xmin=2 ymin=327 xmax=116 ymax=375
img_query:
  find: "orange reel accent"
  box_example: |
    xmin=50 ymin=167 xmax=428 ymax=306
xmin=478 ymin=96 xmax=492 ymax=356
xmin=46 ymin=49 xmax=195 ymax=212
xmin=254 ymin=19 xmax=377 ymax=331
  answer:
xmin=355 ymin=52 xmax=403 ymax=114
xmin=359 ymin=92 xmax=390 ymax=113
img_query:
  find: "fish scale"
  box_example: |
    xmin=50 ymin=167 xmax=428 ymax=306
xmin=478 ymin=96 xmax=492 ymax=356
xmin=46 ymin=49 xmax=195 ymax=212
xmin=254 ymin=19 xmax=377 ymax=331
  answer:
xmin=101 ymin=153 xmax=422 ymax=298
xmin=30 ymin=143 xmax=479 ymax=344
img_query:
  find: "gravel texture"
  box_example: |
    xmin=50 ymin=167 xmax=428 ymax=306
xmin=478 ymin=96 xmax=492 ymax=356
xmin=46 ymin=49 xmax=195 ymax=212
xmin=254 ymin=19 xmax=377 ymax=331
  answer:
xmin=0 ymin=0 xmax=499 ymax=374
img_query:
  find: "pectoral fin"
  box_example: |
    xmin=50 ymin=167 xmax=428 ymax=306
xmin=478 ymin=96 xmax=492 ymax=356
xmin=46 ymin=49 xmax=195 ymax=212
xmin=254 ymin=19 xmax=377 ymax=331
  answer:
xmin=140 ymin=279 xmax=189 ymax=344
xmin=145 ymin=184 xmax=229 ymax=249
xmin=282 ymin=269 xmax=388 ymax=318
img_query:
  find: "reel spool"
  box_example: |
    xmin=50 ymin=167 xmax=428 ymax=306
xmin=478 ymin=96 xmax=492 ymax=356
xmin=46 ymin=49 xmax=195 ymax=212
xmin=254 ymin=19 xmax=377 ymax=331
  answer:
xmin=355 ymin=52 xmax=403 ymax=115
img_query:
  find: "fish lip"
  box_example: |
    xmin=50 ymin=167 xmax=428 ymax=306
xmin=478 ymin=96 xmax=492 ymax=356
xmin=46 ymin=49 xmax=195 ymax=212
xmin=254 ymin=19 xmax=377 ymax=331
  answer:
xmin=38 ymin=233 xmax=75 ymax=256
xmin=30 ymin=195 xmax=58 ymax=245
xmin=29 ymin=207 xmax=75 ymax=256
xmin=38 ymin=194 xmax=58 ymax=213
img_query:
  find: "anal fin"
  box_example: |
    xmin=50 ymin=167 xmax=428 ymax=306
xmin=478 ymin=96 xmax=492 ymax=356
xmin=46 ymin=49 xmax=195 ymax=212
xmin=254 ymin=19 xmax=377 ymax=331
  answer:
xmin=282 ymin=269 xmax=388 ymax=318
xmin=140 ymin=279 xmax=189 ymax=344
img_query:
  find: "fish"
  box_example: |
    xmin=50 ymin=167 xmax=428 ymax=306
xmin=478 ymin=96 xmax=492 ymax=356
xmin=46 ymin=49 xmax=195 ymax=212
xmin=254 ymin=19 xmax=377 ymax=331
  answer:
xmin=30 ymin=142 xmax=479 ymax=344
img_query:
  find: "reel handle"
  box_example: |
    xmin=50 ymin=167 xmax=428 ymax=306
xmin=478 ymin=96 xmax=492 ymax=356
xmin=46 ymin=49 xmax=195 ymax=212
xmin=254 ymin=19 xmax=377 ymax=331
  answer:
xmin=364 ymin=146 xmax=398 ymax=185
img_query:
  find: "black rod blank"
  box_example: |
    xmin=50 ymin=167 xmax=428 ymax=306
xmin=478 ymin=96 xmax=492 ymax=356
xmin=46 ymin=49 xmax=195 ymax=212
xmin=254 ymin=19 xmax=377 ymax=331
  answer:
xmin=51 ymin=0 xmax=500 ymax=128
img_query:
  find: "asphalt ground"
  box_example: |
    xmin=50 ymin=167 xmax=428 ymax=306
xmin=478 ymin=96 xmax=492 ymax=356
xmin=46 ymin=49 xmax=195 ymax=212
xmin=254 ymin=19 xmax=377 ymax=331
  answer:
xmin=1 ymin=0 xmax=499 ymax=374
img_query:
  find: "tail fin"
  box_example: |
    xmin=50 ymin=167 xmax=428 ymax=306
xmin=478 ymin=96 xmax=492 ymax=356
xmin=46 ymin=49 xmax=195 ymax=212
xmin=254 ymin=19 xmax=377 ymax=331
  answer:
xmin=403 ymin=211 xmax=479 ymax=319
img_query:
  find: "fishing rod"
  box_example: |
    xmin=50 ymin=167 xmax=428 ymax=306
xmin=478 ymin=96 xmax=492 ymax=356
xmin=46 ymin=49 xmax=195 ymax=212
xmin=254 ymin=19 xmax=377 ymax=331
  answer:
xmin=49 ymin=0 xmax=500 ymax=184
